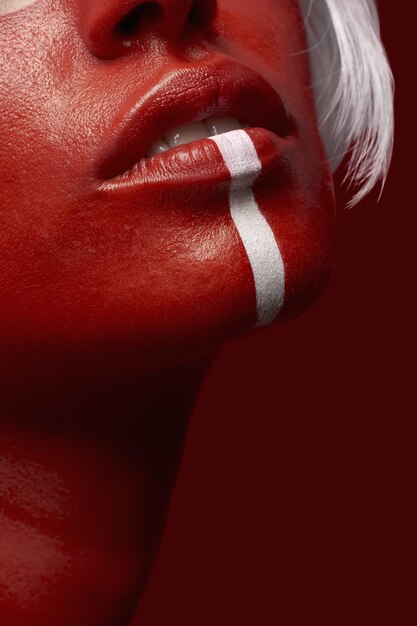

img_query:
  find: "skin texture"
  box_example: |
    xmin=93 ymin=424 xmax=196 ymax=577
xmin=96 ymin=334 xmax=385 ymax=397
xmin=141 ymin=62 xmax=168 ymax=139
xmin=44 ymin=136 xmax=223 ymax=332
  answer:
xmin=0 ymin=1 xmax=336 ymax=624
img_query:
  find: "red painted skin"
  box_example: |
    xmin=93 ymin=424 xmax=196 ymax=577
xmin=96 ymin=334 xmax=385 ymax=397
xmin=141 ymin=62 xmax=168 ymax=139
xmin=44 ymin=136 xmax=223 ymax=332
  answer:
xmin=0 ymin=0 xmax=336 ymax=624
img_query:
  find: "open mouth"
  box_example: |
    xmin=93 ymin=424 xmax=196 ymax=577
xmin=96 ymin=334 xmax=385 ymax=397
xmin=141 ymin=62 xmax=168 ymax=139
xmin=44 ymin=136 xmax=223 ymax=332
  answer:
xmin=110 ymin=116 xmax=250 ymax=181
xmin=146 ymin=116 xmax=248 ymax=157
xmin=97 ymin=59 xmax=293 ymax=186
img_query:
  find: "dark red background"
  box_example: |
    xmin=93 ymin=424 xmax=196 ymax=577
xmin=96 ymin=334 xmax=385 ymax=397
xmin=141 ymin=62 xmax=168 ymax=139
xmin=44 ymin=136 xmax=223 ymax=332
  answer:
xmin=136 ymin=3 xmax=412 ymax=623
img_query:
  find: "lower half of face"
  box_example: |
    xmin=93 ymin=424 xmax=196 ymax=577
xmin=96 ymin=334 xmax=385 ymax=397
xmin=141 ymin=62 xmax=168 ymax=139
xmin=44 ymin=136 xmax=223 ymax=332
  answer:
xmin=0 ymin=0 xmax=336 ymax=377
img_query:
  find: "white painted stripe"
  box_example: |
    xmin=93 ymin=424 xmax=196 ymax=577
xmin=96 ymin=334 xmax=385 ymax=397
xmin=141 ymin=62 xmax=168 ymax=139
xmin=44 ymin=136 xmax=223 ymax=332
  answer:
xmin=211 ymin=130 xmax=285 ymax=327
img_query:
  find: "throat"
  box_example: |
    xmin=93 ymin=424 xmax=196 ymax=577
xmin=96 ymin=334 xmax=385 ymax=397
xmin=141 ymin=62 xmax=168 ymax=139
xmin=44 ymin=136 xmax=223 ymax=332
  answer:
xmin=0 ymin=354 xmax=213 ymax=625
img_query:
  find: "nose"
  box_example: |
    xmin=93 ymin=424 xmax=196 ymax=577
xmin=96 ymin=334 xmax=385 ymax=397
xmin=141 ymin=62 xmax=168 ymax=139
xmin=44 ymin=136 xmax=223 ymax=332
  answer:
xmin=81 ymin=0 xmax=217 ymax=59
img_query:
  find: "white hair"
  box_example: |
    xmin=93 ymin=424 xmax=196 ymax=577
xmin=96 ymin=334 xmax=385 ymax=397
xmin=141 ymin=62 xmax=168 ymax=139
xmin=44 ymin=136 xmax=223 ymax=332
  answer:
xmin=299 ymin=0 xmax=394 ymax=206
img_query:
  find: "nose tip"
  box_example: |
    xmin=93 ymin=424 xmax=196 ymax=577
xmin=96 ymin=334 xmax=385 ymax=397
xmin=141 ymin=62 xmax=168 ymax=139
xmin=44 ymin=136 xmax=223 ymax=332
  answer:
xmin=81 ymin=0 xmax=216 ymax=60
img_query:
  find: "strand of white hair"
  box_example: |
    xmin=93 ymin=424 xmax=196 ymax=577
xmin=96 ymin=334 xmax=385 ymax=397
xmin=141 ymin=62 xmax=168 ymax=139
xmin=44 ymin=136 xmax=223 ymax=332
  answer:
xmin=299 ymin=0 xmax=394 ymax=206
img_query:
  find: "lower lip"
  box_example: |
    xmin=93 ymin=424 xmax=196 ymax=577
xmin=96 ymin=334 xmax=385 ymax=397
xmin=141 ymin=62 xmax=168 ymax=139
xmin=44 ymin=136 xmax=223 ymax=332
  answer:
xmin=97 ymin=128 xmax=292 ymax=200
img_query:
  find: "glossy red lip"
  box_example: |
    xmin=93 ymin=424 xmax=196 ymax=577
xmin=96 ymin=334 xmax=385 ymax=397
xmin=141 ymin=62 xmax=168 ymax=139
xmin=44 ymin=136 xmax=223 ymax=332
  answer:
xmin=97 ymin=57 xmax=293 ymax=181
xmin=98 ymin=127 xmax=294 ymax=198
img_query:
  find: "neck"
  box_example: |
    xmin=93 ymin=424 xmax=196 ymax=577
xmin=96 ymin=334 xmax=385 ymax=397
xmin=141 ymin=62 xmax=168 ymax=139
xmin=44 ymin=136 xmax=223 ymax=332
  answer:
xmin=0 ymin=354 xmax=214 ymax=626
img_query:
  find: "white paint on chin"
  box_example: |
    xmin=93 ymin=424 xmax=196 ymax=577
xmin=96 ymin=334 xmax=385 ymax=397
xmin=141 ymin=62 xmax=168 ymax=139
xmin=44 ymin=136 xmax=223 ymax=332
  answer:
xmin=0 ymin=0 xmax=38 ymax=17
xmin=210 ymin=129 xmax=285 ymax=327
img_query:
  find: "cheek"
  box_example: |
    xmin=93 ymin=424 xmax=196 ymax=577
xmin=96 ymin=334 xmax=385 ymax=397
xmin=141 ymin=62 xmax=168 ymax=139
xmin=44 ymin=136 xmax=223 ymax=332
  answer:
xmin=214 ymin=0 xmax=308 ymax=81
xmin=0 ymin=0 xmax=38 ymax=16
xmin=0 ymin=19 xmax=58 ymax=195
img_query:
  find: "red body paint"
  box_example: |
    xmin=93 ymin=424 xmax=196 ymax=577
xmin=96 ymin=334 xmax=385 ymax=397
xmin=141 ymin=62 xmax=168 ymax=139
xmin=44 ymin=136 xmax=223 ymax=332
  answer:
xmin=0 ymin=0 xmax=335 ymax=623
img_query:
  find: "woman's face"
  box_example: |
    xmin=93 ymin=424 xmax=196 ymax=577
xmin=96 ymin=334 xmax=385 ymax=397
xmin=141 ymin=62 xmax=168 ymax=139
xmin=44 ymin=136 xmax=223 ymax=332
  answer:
xmin=0 ymin=0 xmax=335 ymax=374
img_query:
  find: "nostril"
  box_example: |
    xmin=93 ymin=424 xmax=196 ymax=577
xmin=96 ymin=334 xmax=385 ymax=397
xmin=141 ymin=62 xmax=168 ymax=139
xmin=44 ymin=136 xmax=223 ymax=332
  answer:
xmin=114 ymin=2 xmax=163 ymax=38
xmin=187 ymin=4 xmax=199 ymax=26
xmin=187 ymin=0 xmax=217 ymax=27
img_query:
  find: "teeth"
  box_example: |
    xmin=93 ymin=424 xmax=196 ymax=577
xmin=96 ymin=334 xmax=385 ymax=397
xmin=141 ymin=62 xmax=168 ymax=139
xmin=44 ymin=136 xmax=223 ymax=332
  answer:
xmin=164 ymin=121 xmax=209 ymax=149
xmin=204 ymin=117 xmax=243 ymax=135
xmin=146 ymin=138 xmax=170 ymax=157
xmin=145 ymin=117 xmax=246 ymax=158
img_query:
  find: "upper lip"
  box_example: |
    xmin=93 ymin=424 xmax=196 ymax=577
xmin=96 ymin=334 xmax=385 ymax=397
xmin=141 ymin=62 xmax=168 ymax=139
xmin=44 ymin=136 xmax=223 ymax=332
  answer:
xmin=98 ymin=57 xmax=293 ymax=180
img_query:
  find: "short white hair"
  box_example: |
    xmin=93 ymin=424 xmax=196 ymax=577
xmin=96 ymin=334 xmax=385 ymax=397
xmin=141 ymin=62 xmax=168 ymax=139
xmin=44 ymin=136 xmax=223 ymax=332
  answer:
xmin=299 ymin=0 xmax=394 ymax=206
